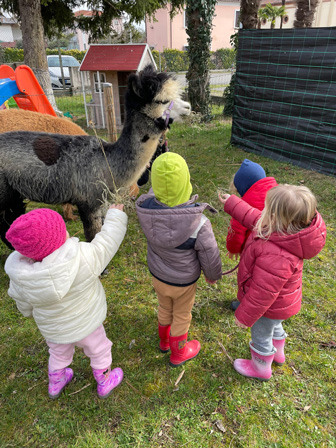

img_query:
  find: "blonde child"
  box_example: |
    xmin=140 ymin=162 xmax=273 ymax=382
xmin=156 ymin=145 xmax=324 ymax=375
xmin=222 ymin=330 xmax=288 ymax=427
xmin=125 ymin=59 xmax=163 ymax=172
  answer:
xmin=5 ymin=206 xmax=127 ymax=399
xmin=136 ymin=152 xmax=222 ymax=367
xmin=219 ymin=185 xmax=326 ymax=381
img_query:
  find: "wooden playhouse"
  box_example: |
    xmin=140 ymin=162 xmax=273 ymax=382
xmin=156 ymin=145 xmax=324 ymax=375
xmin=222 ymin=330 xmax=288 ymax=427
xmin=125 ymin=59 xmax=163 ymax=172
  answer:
xmin=79 ymin=43 xmax=157 ymax=130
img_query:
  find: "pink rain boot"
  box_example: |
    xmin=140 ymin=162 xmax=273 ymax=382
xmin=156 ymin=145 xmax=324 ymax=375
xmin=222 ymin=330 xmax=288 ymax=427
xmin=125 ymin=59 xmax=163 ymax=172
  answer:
xmin=48 ymin=367 xmax=73 ymax=399
xmin=233 ymin=342 xmax=275 ymax=381
xmin=158 ymin=323 xmax=171 ymax=353
xmin=273 ymin=338 xmax=286 ymax=365
xmin=92 ymin=367 xmax=124 ymax=399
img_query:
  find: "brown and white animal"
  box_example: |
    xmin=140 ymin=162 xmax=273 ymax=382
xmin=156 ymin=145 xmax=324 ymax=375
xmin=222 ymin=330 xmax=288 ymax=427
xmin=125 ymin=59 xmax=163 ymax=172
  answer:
xmin=0 ymin=65 xmax=191 ymax=246
xmin=0 ymin=109 xmax=87 ymax=221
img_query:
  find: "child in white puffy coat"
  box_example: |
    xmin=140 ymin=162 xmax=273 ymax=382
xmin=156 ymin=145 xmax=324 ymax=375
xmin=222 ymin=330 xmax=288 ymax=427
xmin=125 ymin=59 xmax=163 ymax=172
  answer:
xmin=5 ymin=205 xmax=127 ymax=399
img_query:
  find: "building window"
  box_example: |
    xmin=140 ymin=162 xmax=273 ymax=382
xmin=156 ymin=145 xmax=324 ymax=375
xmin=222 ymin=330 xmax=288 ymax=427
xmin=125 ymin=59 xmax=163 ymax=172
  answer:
xmin=94 ymin=72 xmax=106 ymax=92
xmin=183 ymin=9 xmax=188 ymax=28
xmin=234 ymin=10 xmax=241 ymax=29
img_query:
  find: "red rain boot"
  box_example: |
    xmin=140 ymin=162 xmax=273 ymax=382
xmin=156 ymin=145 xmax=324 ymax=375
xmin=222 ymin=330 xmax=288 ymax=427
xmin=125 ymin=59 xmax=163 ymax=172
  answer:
xmin=158 ymin=323 xmax=171 ymax=353
xmin=233 ymin=342 xmax=275 ymax=381
xmin=272 ymin=338 xmax=286 ymax=365
xmin=169 ymin=332 xmax=200 ymax=367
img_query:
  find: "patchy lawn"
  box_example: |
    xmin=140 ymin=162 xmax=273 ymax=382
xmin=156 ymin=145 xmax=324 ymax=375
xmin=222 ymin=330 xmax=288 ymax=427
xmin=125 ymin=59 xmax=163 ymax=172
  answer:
xmin=0 ymin=119 xmax=335 ymax=448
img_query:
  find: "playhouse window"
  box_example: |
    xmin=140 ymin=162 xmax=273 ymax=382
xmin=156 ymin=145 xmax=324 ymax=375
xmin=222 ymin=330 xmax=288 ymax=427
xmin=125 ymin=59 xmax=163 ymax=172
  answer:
xmin=94 ymin=73 xmax=106 ymax=92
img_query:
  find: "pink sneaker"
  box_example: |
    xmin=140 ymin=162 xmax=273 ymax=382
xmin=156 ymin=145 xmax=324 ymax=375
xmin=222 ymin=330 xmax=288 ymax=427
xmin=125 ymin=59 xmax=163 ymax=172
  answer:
xmin=92 ymin=367 xmax=124 ymax=399
xmin=48 ymin=367 xmax=73 ymax=399
xmin=273 ymin=338 xmax=286 ymax=365
xmin=233 ymin=342 xmax=275 ymax=381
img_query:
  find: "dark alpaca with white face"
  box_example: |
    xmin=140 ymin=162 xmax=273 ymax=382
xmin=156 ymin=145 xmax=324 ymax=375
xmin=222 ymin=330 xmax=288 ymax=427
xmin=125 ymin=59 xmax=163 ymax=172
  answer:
xmin=0 ymin=65 xmax=191 ymax=246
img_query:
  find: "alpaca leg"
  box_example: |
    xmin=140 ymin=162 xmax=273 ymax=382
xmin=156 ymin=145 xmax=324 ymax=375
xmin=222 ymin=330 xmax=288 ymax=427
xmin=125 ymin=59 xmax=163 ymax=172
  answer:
xmin=77 ymin=205 xmax=104 ymax=242
xmin=0 ymin=195 xmax=26 ymax=249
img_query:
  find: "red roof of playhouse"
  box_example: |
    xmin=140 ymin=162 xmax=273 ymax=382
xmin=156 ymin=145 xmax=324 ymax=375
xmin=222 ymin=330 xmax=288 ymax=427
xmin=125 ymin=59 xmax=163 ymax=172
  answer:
xmin=80 ymin=44 xmax=156 ymax=72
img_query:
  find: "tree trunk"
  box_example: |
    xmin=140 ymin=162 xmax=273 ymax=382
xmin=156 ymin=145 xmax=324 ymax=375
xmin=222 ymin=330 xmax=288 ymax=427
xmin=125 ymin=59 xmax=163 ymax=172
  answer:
xmin=186 ymin=0 xmax=216 ymax=122
xmin=240 ymin=0 xmax=262 ymax=29
xmin=280 ymin=0 xmax=286 ymax=28
xmin=18 ymin=0 xmax=58 ymax=112
xmin=294 ymin=0 xmax=319 ymax=28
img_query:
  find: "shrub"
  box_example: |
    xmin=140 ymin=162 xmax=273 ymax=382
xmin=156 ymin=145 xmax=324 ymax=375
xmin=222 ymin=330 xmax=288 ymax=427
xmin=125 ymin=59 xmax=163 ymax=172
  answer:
xmin=223 ymin=73 xmax=236 ymax=117
xmin=152 ymin=48 xmax=235 ymax=72
xmin=2 ymin=48 xmax=86 ymax=64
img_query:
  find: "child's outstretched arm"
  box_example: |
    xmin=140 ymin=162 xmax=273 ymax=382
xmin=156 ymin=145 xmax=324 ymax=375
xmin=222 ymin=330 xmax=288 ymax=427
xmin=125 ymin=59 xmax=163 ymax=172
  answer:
xmin=81 ymin=205 xmax=128 ymax=276
xmin=219 ymin=193 xmax=251 ymax=255
xmin=219 ymin=194 xmax=261 ymax=231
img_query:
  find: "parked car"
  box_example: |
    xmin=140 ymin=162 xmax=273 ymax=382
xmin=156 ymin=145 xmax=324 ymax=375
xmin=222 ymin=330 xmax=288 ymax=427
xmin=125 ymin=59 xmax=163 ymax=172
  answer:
xmin=47 ymin=55 xmax=80 ymax=89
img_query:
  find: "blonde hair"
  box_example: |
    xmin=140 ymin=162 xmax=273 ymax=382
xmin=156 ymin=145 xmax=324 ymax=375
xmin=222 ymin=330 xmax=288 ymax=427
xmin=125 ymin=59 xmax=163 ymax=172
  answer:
xmin=255 ymin=184 xmax=317 ymax=239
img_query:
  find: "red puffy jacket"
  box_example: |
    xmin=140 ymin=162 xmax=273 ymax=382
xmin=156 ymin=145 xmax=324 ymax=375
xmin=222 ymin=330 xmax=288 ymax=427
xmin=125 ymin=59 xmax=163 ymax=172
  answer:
xmin=226 ymin=177 xmax=278 ymax=254
xmin=224 ymin=195 xmax=327 ymax=328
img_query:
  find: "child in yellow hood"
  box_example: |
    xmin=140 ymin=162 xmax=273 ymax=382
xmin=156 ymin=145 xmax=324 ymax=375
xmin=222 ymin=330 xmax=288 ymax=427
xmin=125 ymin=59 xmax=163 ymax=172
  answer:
xmin=136 ymin=152 xmax=222 ymax=367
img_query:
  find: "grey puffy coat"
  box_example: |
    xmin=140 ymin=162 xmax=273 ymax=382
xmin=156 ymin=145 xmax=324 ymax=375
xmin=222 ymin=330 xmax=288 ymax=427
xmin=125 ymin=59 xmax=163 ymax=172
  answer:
xmin=136 ymin=191 xmax=222 ymax=286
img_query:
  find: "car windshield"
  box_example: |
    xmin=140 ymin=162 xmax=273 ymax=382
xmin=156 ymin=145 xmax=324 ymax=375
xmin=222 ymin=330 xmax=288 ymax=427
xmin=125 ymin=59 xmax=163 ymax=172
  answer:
xmin=47 ymin=56 xmax=80 ymax=68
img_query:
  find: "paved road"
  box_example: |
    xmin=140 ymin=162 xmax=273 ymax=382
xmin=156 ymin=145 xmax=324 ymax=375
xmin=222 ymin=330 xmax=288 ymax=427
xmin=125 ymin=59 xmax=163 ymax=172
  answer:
xmin=172 ymin=70 xmax=233 ymax=88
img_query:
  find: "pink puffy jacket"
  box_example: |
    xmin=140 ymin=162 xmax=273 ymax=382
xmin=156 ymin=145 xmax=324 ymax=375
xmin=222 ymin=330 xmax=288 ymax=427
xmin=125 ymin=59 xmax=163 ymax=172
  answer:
xmin=224 ymin=195 xmax=327 ymax=328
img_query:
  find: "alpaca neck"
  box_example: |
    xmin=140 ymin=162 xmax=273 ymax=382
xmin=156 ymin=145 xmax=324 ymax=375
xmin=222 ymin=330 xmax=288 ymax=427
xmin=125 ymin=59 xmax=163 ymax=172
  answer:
xmin=107 ymin=111 xmax=163 ymax=188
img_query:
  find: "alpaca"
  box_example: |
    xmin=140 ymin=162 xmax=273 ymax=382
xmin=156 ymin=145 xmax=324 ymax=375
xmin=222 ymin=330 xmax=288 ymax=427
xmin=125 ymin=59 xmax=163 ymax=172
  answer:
xmin=0 ymin=65 xmax=191 ymax=246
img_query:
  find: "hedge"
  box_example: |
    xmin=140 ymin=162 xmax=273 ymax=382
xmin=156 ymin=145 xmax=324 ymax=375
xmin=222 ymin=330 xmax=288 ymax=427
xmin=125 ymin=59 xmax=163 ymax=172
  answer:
xmin=1 ymin=47 xmax=235 ymax=72
xmin=151 ymin=48 xmax=235 ymax=72
xmin=0 ymin=48 xmax=86 ymax=64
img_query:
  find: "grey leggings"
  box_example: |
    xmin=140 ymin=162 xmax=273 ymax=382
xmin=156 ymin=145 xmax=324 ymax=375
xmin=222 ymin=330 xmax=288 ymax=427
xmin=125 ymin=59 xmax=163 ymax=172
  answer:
xmin=251 ymin=316 xmax=287 ymax=354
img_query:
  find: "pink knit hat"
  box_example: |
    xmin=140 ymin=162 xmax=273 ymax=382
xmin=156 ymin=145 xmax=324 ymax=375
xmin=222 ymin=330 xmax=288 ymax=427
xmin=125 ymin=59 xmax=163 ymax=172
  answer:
xmin=6 ymin=208 xmax=67 ymax=261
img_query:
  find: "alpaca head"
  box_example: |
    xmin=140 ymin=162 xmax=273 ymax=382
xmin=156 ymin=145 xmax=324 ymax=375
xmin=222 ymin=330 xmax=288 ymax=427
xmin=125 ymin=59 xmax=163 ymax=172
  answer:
xmin=126 ymin=65 xmax=191 ymax=124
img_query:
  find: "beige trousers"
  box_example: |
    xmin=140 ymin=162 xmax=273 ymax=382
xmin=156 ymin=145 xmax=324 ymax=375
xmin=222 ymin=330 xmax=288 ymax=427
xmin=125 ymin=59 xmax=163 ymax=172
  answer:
xmin=152 ymin=276 xmax=197 ymax=337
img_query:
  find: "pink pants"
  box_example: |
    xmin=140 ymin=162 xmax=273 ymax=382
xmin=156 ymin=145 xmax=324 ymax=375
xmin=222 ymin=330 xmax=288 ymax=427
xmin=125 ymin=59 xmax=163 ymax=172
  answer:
xmin=46 ymin=325 xmax=112 ymax=371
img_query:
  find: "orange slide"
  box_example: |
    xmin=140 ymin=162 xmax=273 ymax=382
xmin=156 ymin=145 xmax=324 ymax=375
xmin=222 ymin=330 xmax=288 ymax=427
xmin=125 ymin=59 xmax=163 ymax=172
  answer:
xmin=0 ymin=64 xmax=56 ymax=116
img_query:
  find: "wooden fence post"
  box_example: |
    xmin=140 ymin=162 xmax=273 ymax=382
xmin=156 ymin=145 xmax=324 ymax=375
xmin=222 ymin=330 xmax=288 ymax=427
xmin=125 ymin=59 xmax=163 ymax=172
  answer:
xmin=103 ymin=83 xmax=117 ymax=142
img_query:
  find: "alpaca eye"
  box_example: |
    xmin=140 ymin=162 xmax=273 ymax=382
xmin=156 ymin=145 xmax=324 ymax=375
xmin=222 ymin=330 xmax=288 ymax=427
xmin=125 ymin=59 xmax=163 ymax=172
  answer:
xmin=155 ymin=100 xmax=169 ymax=105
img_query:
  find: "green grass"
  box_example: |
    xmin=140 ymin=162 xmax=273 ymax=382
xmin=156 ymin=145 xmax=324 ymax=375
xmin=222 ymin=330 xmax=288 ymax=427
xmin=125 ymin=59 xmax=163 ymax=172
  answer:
xmin=0 ymin=118 xmax=335 ymax=448
xmin=55 ymin=93 xmax=92 ymax=122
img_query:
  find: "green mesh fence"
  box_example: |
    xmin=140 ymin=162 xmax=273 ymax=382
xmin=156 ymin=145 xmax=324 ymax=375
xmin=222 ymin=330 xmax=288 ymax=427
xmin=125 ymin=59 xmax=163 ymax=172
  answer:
xmin=231 ymin=27 xmax=336 ymax=177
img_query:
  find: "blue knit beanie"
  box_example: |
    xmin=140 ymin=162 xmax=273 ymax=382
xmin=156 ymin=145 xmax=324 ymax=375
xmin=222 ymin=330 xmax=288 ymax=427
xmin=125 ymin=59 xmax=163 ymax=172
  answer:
xmin=234 ymin=159 xmax=266 ymax=197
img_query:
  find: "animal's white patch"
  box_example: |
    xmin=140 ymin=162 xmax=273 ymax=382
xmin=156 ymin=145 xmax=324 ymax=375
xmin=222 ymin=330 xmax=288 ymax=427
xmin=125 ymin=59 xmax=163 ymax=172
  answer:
xmin=143 ymin=78 xmax=190 ymax=121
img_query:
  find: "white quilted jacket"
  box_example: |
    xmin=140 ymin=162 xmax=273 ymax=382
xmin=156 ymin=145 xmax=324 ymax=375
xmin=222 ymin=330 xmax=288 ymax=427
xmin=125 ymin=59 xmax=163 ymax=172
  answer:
xmin=5 ymin=208 xmax=127 ymax=344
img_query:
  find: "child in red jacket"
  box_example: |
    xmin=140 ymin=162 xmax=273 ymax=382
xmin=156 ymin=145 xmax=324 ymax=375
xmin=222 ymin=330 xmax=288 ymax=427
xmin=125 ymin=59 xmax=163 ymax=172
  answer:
xmin=226 ymin=159 xmax=277 ymax=310
xmin=219 ymin=185 xmax=326 ymax=381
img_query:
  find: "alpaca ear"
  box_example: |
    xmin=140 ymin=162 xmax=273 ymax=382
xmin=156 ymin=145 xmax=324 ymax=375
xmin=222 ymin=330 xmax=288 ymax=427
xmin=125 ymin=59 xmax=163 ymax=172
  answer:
xmin=128 ymin=73 xmax=143 ymax=98
xmin=132 ymin=80 xmax=142 ymax=98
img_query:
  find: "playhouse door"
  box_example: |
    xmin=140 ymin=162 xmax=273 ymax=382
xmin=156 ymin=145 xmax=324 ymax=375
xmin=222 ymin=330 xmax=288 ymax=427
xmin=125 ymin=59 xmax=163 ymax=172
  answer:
xmin=118 ymin=71 xmax=132 ymax=124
